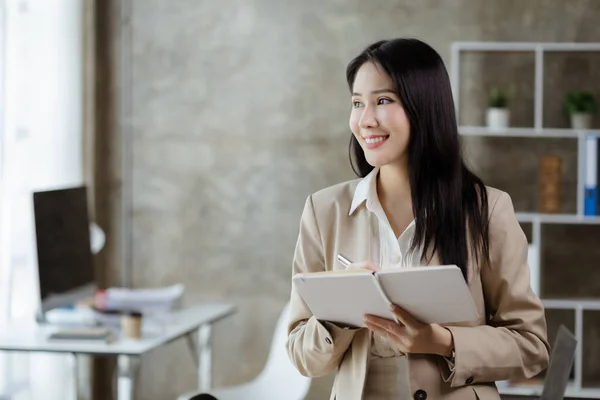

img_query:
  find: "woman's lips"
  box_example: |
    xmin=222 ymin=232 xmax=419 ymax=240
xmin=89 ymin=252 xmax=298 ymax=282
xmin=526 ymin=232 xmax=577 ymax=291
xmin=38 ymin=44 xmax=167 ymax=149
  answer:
xmin=363 ymin=135 xmax=389 ymax=149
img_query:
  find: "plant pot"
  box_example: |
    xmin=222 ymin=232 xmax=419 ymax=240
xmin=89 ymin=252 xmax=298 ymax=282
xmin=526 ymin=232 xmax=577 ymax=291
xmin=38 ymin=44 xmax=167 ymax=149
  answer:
xmin=486 ymin=108 xmax=510 ymax=130
xmin=570 ymin=113 xmax=592 ymax=130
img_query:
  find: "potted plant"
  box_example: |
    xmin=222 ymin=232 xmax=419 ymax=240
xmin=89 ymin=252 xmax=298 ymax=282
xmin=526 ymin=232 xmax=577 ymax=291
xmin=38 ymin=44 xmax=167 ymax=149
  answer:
xmin=486 ymin=87 xmax=511 ymax=130
xmin=564 ymin=90 xmax=597 ymax=130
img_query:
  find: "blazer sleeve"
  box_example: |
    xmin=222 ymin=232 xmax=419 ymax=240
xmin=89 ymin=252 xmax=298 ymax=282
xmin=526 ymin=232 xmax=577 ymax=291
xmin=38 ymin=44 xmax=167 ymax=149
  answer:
xmin=441 ymin=191 xmax=550 ymax=387
xmin=285 ymin=195 xmax=358 ymax=378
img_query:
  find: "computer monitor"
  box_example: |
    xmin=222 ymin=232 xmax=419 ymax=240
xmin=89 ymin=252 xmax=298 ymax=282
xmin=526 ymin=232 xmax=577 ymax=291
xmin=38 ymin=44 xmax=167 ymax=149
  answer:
xmin=32 ymin=186 xmax=96 ymax=319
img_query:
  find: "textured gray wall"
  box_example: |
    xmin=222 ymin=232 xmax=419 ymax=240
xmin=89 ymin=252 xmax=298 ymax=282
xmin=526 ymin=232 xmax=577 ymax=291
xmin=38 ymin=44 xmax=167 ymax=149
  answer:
xmin=101 ymin=1 xmax=600 ymax=399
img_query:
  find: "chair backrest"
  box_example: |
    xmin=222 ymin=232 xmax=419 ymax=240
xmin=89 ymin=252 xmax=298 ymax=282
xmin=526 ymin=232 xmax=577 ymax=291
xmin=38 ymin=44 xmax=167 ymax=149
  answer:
xmin=188 ymin=394 xmax=218 ymax=400
xmin=540 ymin=325 xmax=577 ymax=400
xmin=256 ymin=302 xmax=311 ymax=398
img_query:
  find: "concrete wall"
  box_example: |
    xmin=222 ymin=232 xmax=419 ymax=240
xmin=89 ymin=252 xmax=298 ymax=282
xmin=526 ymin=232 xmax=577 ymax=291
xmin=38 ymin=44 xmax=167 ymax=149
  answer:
xmin=94 ymin=1 xmax=600 ymax=398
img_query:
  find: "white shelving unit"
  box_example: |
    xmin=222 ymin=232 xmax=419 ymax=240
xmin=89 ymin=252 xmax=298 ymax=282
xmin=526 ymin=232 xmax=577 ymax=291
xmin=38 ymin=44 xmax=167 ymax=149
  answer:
xmin=459 ymin=126 xmax=600 ymax=138
xmin=451 ymin=42 xmax=600 ymax=399
xmin=515 ymin=212 xmax=600 ymax=225
xmin=497 ymin=383 xmax=600 ymax=399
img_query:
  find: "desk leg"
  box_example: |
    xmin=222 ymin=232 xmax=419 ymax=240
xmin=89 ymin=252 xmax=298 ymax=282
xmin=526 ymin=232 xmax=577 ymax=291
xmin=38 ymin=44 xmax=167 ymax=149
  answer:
xmin=197 ymin=324 xmax=212 ymax=392
xmin=117 ymin=355 xmax=139 ymax=400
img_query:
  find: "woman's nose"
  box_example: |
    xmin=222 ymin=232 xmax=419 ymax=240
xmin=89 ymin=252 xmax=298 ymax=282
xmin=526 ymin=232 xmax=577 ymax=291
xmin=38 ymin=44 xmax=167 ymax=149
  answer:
xmin=359 ymin=106 xmax=378 ymax=129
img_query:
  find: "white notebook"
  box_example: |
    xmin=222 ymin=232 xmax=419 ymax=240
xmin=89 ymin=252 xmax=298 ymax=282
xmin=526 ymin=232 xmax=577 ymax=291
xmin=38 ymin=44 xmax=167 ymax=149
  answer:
xmin=293 ymin=265 xmax=478 ymax=328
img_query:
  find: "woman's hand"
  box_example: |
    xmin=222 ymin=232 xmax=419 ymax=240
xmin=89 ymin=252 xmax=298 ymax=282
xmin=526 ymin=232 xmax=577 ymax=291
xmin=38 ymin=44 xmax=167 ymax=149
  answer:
xmin=364 ymin=305 xmax=454 ymax=357
xmin=346 ymin=260 xmax=380 ymax=272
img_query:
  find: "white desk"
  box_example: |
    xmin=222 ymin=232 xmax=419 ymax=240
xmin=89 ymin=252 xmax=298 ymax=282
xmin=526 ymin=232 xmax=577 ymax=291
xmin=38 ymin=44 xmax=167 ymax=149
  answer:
xmin=0 ymin=302 xmax=236 ymax=400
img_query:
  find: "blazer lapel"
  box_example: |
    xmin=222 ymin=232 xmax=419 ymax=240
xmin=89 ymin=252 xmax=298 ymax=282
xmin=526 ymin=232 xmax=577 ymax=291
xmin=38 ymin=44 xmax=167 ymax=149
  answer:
xmin=336 ymin=207 xmax=374 ymax=270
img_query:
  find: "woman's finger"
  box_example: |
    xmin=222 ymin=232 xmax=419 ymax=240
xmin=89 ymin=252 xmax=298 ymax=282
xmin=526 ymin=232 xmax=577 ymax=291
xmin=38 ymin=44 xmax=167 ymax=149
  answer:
xmin=366 ymin=322 xmax=394 ymax=339
xmin=348 ymin=261 xmax=379 ymax=271
xmin=390 ymin=305 xmax=420 ymax=330
xmin=365 ymin=314 xmax=403 ymax=335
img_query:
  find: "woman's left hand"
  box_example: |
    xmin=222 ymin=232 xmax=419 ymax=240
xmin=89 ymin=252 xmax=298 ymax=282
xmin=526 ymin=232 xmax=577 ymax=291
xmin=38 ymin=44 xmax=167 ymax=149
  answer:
xmin=364 ymin=304 xmax=454 ymax=357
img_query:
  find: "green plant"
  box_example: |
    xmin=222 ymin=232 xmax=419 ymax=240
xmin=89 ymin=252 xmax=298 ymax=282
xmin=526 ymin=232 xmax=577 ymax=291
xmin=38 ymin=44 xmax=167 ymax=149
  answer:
xmin=488 ymin=87 xmax=515 ymax=108
xmin=563 ymin=91 xmax=597 ymax=115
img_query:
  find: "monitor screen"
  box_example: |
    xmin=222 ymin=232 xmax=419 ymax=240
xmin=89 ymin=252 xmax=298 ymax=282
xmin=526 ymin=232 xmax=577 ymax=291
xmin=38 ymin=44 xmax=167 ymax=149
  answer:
xmin=33 ymin=186 xmax=95 ymax=312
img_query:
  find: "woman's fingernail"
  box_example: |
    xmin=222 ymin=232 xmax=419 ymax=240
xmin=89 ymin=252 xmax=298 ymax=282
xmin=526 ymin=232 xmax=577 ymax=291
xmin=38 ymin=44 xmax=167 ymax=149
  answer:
xmin=389 ymin=304 xmax=395 ymax=311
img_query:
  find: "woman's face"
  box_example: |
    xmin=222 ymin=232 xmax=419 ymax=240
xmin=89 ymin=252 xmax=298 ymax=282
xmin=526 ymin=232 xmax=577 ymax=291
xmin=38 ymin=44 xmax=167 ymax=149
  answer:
xmin=349 ymin=62 xmax=410 ymax=169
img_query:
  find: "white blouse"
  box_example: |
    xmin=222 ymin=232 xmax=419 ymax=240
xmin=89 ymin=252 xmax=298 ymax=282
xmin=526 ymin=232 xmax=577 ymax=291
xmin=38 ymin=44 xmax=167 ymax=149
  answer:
xmin=349 ymin=167 xmax=422 ymax=357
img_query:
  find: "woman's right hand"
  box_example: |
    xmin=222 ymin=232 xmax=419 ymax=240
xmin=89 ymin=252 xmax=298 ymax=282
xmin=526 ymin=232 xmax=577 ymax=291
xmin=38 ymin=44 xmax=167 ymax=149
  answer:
xmin=346 ymin=260 xmax=380 ymax=272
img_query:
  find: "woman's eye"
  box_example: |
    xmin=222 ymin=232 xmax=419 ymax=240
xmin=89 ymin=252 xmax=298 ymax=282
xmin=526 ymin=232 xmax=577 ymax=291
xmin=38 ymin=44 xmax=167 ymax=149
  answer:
xmin=378 ymin=98 xmax=393 ymax=105
xmin=352 ymin=101 xmax=364 ymax=108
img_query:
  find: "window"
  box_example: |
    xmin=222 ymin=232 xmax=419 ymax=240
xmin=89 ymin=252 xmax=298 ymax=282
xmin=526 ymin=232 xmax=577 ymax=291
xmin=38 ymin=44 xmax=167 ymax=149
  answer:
xmin=0 ymin=0 xmax=89 ymax=398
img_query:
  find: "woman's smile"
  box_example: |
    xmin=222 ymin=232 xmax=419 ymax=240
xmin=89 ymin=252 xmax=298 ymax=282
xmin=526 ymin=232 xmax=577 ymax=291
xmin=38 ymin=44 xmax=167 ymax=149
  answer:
xmin=363 ymin=134 xmax=390 ymax=149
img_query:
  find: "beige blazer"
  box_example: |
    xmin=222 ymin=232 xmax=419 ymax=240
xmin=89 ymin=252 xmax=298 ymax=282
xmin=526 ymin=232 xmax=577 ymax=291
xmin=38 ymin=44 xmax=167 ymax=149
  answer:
xmin=286 ymin=179 xmax=550 ymax=400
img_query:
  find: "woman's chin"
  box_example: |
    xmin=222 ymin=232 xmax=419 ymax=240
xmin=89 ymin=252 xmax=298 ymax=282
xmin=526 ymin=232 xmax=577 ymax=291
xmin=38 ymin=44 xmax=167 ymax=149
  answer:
xmin=364 ymin=154 xmax=396 ymax=169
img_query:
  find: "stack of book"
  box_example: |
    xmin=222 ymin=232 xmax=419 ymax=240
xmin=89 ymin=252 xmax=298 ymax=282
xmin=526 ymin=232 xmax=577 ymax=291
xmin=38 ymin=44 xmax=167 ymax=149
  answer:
xmin=93 ymin=284 xmax=184 ymax=326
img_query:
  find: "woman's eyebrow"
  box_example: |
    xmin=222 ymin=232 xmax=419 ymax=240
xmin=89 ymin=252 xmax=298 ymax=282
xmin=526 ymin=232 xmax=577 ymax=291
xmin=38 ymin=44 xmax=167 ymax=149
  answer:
xmin=351 ymin=88 xmax=396 ymax=96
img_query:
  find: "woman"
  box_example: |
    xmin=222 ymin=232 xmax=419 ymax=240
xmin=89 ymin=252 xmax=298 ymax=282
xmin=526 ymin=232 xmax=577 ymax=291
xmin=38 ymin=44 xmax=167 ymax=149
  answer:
xmin=286 ymin=38 xmax=550 ymax=400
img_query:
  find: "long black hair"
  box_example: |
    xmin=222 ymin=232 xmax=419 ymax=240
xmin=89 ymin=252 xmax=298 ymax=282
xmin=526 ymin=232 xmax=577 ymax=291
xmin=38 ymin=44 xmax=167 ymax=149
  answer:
xmin=346 ymin=38 xmax=490 ymax=280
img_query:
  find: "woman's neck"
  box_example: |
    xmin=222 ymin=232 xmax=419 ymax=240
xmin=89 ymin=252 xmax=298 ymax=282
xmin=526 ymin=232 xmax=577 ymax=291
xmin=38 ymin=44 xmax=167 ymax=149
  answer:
xmin=378 ymin=162 xmax=412 ymax=210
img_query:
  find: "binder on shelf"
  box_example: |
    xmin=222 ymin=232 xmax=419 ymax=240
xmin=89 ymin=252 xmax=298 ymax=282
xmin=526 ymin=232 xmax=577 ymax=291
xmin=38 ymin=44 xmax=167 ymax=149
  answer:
xmin=584 ymin=135 xmax=598 ymax=216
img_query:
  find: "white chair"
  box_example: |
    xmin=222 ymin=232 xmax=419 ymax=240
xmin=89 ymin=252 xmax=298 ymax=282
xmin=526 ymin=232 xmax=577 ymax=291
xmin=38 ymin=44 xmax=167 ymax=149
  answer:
xmin=178 ymin=302 xmax=311 ymax=400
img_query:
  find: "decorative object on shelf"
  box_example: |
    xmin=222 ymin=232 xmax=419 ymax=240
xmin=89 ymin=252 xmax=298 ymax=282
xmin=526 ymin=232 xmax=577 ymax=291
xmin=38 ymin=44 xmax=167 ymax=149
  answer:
xmin=564 ymin=91 xmax=597 ymax=130
xmin=584 ymin=135 xmax=598 ymax=216
xmin=486 ymin=87 xmax=514 ymax=130
xmin=539 ymin=155 xmax=562 ymax=213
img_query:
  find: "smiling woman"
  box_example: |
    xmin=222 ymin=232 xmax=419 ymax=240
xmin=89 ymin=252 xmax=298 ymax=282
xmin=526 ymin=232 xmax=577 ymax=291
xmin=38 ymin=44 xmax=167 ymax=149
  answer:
xmin=286 ymin=38 xmax=550 ymax=400
xmin=345 ymin=39 xmax=490 ymax=276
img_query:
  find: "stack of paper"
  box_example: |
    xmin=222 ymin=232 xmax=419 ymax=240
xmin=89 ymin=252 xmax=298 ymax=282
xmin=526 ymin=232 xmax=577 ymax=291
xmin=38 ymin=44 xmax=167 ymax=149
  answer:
xmin=95 ymin=284 xmax=184 ymax=313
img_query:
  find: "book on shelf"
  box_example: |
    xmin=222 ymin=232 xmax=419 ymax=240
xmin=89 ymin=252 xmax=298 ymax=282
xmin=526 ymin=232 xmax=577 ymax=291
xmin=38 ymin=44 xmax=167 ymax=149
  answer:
xmin=584 ymin=134 xmax=598 ymax=216
xmin=539 ymin=155 xmax=562 ymax=214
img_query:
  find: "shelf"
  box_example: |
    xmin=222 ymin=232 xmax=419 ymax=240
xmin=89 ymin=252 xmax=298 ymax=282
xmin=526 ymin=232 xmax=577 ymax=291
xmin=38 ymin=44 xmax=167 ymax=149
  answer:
xmin=515 ymin=212 xmax=600 ymax=225
xmin=452 ymin=42 xmax=600 ymax=52
xmin=498 ymin=382 xmax=600 ymax=398
xmin=542 ymin=299 xmax=600 ymax=310
xmin=452 ymin=43 xmax=600 ymax=397
xmin=459 ymin=126 xmax=600 ymax=138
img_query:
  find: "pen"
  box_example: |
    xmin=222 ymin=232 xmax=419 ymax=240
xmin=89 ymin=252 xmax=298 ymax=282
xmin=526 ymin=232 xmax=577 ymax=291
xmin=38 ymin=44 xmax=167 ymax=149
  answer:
xmin=336 ymin=253 xmax=353 ymax=268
